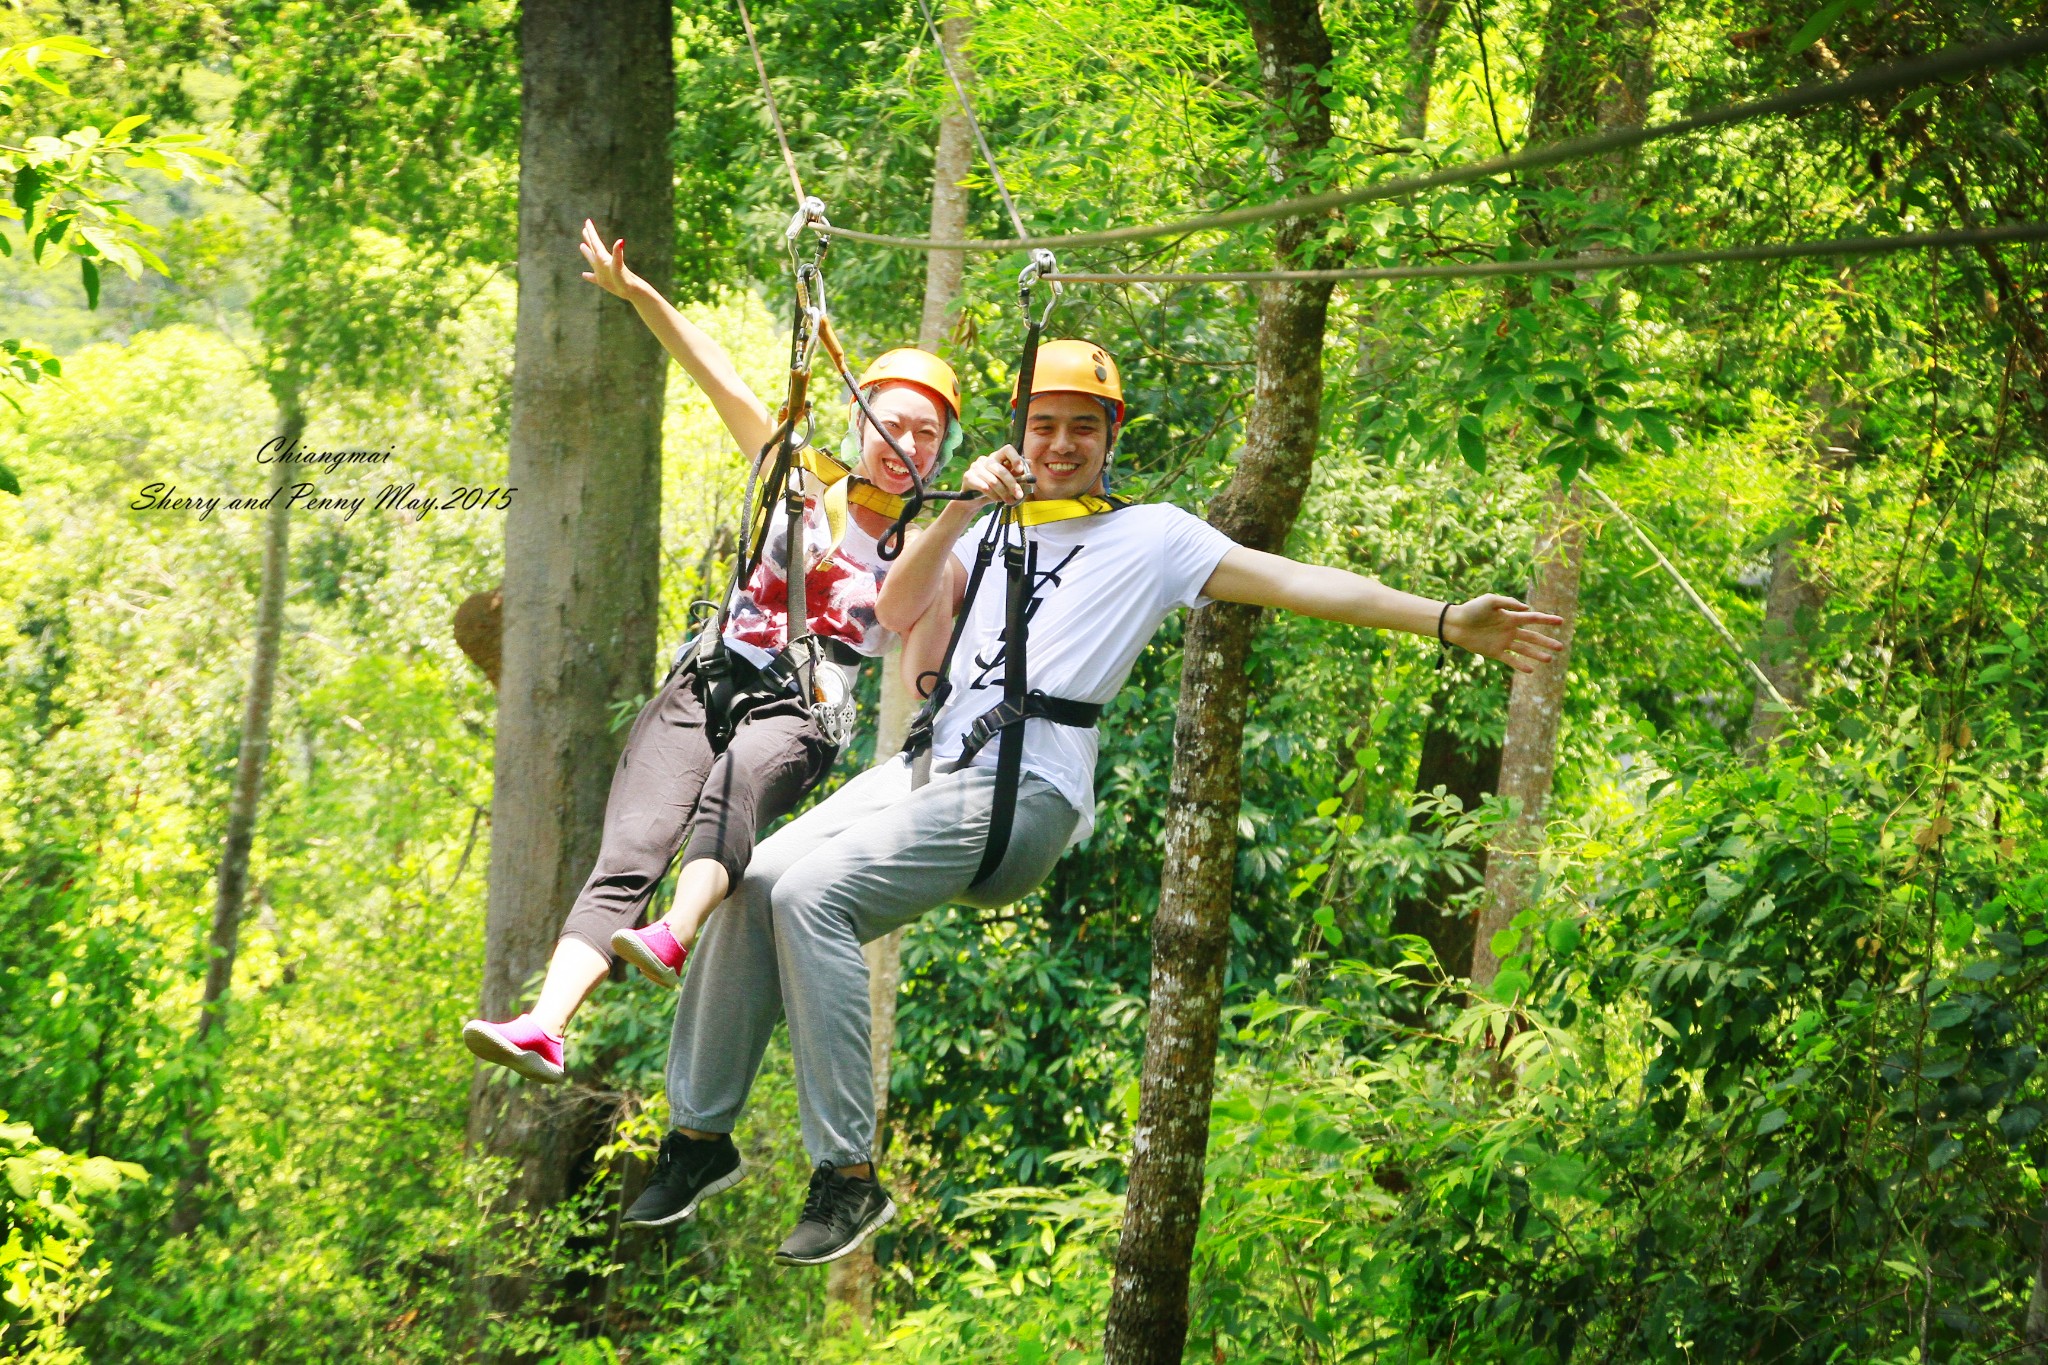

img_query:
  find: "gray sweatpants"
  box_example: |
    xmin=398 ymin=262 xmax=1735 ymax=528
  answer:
xmin=665 ymin=753 xmax=1078 ymax=1167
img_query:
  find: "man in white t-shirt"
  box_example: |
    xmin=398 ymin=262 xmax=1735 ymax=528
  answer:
xmin=634 ymin=340 xmax=1565 ymax=1267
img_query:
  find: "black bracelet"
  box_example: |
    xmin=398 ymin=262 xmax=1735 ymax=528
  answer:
xmin=1435 ymin=601 xmax=1451 ymax=671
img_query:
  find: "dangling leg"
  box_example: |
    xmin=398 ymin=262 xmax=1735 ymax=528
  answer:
xmin=672 ymin=692 xmax=836 ymax=947
xmin=763 ymin=766 xmax=1079 ymax=1264
xmin=613 ymin=691 xmax=834 ymax=985
xmin=464 ymin=660 xmax=718 ymax=1079
xmin=625 ymin=752 xmax=909 ymax=1228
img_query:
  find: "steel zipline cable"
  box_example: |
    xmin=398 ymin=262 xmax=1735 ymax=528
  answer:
xmin=734 ymin=0 xmax=807 ymax=204
xmin=1042 ymin=222 xmax=2048 ymax=286
xmin=911 ymin=0 xmax=1031 ymax=242
xmin=808 ymin=26 xmax=2048 ymax=254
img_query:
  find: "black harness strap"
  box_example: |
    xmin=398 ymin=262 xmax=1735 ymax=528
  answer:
xmin=971 ymin=303 xmax=1051 ymax=886
xmin=901 ymin=514 xmax=1001 ymax=770
xmin=955 ymin=692 xmax=1104 ymax=765
xmin=900 ymin=252 xmax=1130 ymax=889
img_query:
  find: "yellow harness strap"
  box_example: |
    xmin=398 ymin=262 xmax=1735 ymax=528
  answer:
xmin=798 ymin=446 xmax=852 ymax=485
xmin=1012 ymin=494 xmax=1131 ymax=526
xmin=847 ymin=480 xmax=909 ymax=519
xmin=781 ymin=446 xmax=849 ymax=554
xmin=798 ymin=445 xmax=923 ymax=544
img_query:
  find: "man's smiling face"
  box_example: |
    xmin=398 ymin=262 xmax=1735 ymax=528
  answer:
xmin=1020 ymin=391 xmax=1115 ymax=499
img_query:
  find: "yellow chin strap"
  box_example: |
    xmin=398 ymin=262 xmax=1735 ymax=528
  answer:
xmin=1011 ymin=493 xmax=1131 ymax=526
xmin=799 ymin=448 xmax=1130 ymax=542
xmin=794 ymin=444 xmax=915 ymax=552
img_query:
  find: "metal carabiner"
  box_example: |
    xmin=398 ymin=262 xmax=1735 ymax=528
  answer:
xmin=786 ymin=196 xmax=832 ymax=282
xmin=791 ymin=261 xmax=827 ymax=368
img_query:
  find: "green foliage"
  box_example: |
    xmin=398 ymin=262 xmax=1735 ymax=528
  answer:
xmin=0 ymin=1112 xmax=145 ymax=1365
xmin=0 ymin=0 xmax=2043 ymax=1359
xmin=0 ymin=30 xmax=231 ymax=489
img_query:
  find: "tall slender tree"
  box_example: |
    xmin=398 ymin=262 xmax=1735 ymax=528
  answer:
xmin=167 ymin=382 xmax=303 ymax=1236
xmin=1471 ymin=0 xmax=1657 ymax=990
xmin=466 ymin=0 xmax=675 ymax=1212
xmin=1744 ymin=383 xmax=1854 ymax=755
xmin=1378 ymin=0 xmax=1487 ymax=977
xmin=159 ymin=0 xmax=515 ymax=1229
xmin=1103 ymin=0 xmax=1341 ymax=1355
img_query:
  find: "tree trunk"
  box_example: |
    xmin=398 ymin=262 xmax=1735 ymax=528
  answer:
xmin=2026 ymin=1195 xmax=2048 ymax=1361
xmin=1102 ymin=3 xmax=1338 ymax=1357
xmin=1398 ymin=0 xmax=1450 ymax=142
xmin=169 ymin=387 xmax=306 ymax=1236
xmin=824 ymin=35 xmax=977 ymax=1322
xmin=1469 ymin=0 xmax=1656 ymax=992
xmin=1390 ymin=719 xmax=1501 ymax=977
xmin=1741 ymin=539 xmax=1818 ymax=751
xmin=822 ymin=682 xmax=917 ymax=1322
xmin=1469 ymin=485 xmax=1585 ymax=989
xmin=468 ymin=0 xmax=674 ymax=1214
xmin=917 ymin=15 xmax=975 ymax=352
xmin=1381 ymin=2 xmax=1483 ymax=979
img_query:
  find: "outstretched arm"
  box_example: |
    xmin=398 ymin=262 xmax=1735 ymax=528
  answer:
xmin=1200 ymin=546 xmax=1566 ymax=674
xmin=579 ymin=220 xmax=775 ymax=459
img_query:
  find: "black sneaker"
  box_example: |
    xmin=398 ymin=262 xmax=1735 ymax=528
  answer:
xmin=772 ymin=1162 xmax=896 ymax=1266
xmin=622 ymin=1130 xmax=745 ymax=1228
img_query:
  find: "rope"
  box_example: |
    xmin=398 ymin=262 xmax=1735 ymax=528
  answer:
xmin=1578 ymin=474 xmax=1795 ymax=711
xmin=1041 ymin=222 xmax=2048 ymax=285
xmin=912 ymin=0 xmax=1030 ymax=242
xmin=734 ymin=0 xmax=806 ymax=203
xmin=811 ymin=27 xmax=2048 ymax=252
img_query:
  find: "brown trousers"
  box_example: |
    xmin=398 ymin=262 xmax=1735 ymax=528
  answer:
xmin=557 ymin=654 xmax=836 ymax=961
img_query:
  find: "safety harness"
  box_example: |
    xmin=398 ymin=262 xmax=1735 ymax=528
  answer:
xmin=688 ymin=198 xmax=876 ymax=749
xmin=901 ymin=254 xmax=1133 ymax=886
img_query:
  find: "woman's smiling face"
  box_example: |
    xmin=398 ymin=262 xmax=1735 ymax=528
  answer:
xmin=854 ymin=382 xmax=946 ymax=493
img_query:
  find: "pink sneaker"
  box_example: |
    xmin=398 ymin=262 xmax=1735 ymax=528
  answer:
xmin=461 ymin=1013 xmax=565 ymax=1084
xmin=611 ymin=920 xmax=690 ymax=988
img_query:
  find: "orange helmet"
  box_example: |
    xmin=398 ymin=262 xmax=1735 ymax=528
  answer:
xmin=857 ymin=348 xmax=959 ymax=422
xmin=1011 ymin=339 xmax=1124 ymax=425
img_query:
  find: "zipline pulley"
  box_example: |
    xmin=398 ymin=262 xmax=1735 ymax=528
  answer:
xmin=786 ymin=195 xmax=831 ymax=248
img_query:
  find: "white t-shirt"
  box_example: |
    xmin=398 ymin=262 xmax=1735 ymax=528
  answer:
xmin=932 ymin=502 xmax=1238 ymax=844
xmin=722 ymin=471 xmax=898 ymax=685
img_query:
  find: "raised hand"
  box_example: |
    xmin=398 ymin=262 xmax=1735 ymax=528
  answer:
xmin=1448 ymin=594 xmax=1568 ymax=674
xmin=578 ymin=218 xmax=643 ymax=300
